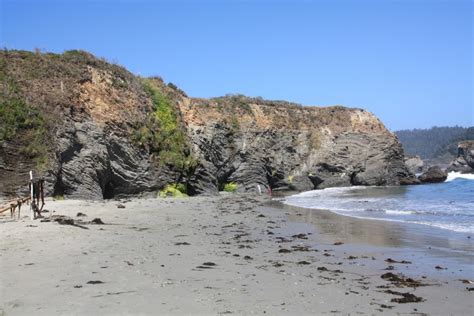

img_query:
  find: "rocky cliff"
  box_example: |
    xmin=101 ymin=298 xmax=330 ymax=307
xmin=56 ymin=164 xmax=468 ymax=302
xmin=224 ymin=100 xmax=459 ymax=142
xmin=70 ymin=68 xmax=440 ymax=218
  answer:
xmin=0 ymin=50 xmax=414 ymax=199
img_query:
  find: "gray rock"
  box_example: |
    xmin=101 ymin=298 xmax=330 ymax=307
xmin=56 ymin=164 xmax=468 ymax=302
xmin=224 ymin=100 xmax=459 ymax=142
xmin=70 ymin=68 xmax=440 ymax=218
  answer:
xmin=47 ymin=121 xmax=164 ymax=199
xmin=447 ymin=141 xmax=474 ymax=173
xmin=185 ymin=124 xmax=414 ymax=193
xmin=418 ymin=166 xmax=447 ymax=183
xmin=404 ymin=155 xmax=424 ymax=174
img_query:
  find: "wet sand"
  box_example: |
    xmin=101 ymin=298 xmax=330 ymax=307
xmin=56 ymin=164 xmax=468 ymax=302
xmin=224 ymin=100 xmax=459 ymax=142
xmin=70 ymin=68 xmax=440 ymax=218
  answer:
xmin=276 ymin=200 xmax=474 ymax=279
xmin=1 ymin=194 xmax=473 ymax=315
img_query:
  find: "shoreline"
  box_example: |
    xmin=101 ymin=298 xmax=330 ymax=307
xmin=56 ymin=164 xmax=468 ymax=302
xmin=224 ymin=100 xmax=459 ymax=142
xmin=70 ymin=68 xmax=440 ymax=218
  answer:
xmin=276 ymin=197 xmax=474 ymax=251
xmin=271 ymin=200 xmax=474 ymax=280
xmin=1 ymin=194 xmax=473 ymax=315
xmin=281 ymin=179 xmax=474 ymax=236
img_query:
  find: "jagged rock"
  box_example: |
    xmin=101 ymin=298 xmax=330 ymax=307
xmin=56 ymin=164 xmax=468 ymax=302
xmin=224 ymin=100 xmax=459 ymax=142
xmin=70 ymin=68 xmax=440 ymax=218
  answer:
xmin=404 ymin=155 xmax=424 ymax=174
xmin=447 ymin=141 xmax=474 ymax=173
xmin=182 ymin=105 xmax=415 ymax=193
xmin=418 ymin=166 xmax=447 ymax=183
xmin=48 ymin=123 xmax=161 ymax=199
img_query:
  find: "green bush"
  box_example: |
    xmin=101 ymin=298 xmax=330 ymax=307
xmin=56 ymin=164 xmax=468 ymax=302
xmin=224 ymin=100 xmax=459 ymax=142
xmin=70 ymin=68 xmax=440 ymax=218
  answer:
xmin=0 ymin=98 xmax=49 ymax=170
xmin=0 ymin=98 xmax=30 ymax=141
xmin=158 ymin=183 xmax=188 ymax=198
xmin=223 ymin=182 xmax=238 ymax=192
xmin=138 ymin=79 xmax=196 ymax=172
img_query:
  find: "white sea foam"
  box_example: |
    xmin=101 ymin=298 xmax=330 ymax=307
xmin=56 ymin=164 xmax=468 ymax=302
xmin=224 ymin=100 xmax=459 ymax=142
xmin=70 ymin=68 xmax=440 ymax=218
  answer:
xmin=385 ymin=210 xmax=413 ymax=215
xmin=445 ymin=171 xmax=474 ymax=182
xmin=413 ymin=221 xmax=474 ymax=234
xmin=283 ymin=180 xmax=474 ymax=234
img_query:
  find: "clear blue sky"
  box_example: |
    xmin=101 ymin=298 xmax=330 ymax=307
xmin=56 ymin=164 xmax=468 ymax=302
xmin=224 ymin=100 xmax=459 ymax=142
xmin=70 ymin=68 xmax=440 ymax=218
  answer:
xmin=1 ymin=0 xmax=472 ymax=131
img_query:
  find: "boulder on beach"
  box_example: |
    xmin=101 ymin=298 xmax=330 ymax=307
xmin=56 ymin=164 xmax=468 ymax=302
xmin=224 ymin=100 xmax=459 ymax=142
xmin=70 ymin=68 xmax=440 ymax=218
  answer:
xmin=418 ymin=166 xmax=447 ymax=183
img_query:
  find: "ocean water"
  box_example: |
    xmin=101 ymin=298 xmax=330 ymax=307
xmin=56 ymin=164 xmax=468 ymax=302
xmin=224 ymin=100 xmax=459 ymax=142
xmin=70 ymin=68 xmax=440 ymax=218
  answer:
xmin=284 ymin=172 xmax=474 ymax=234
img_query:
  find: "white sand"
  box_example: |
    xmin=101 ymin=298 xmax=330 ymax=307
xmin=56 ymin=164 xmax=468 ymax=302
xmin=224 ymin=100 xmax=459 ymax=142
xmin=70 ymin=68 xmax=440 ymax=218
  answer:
xmin=0 ymin=194 xmax=472 ymax=315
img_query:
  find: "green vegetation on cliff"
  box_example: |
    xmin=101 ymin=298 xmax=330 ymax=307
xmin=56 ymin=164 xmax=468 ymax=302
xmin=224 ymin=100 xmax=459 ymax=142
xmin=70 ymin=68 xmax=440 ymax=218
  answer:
xmin=0 ymin=98 xmax=49 ymax=170
xmin=158 ymin=183 xmax=188 ymax=198
xmin=223 ymin=182 xmax=238 ymax=192
xmin=0 ymin=53 xmax=50 ymax=171
xmin=136 ymin=79 xmax=196 ymax=172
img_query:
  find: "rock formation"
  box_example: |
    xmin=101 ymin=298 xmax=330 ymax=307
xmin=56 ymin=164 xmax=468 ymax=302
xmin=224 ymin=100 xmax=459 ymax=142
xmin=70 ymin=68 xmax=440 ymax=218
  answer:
xmin=0 ymin=50 xmax=415 ymax=199
xmin=447 ymin=141 xmax=474 ymax=174
xmin=404 ymin=155 xmax=424 ymax=175
xmin=418 ymin=166 xmax=447 ymax=183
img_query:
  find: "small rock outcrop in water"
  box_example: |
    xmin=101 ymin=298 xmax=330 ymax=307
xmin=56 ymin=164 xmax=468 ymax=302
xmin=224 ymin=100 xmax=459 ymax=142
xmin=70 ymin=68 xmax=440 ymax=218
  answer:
xmin=0 ymin=50 xmax=415 ymax=198
xmin=418 ymin=166 xmax=447 ymax=183
xmin=447 ymin=141 xmax=474 ymax=174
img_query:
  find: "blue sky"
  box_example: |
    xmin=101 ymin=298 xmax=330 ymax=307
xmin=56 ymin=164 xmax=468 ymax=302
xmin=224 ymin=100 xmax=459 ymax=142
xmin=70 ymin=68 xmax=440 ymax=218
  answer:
xmin=1 ymin=0 xmax=472 ymax=131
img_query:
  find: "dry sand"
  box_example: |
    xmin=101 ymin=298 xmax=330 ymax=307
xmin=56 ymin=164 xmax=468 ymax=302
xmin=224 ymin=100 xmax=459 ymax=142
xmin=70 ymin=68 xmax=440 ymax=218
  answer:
xmin=0 ymin=194 xmax=473 ymax=315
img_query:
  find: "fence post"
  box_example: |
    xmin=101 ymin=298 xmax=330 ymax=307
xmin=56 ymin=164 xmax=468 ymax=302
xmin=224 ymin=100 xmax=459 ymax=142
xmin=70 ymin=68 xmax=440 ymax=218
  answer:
xmin=29 ymin=170 xmax=34 ymax=220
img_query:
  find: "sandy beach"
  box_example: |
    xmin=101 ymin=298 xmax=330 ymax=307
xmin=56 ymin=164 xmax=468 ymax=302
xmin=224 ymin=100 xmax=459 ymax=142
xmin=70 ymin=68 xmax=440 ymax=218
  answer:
xmin=1 ymin=194 xmax=473 ymax=315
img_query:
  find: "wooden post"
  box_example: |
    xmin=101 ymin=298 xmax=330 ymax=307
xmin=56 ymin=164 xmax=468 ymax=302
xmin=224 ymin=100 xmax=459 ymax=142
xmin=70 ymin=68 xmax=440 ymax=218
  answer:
xmin=29 ymin=170 xmax=34 ymax=220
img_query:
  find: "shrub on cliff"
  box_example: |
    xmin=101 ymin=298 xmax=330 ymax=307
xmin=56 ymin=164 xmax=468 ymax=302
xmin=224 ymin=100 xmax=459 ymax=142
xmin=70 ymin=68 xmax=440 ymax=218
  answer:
xmin=0 ymin=97 xmax=48 ymax=170
xmin=223 ymin=182 xmax=238 ymax=192
xmin=137 ymin=79 xmax=197 ymax=172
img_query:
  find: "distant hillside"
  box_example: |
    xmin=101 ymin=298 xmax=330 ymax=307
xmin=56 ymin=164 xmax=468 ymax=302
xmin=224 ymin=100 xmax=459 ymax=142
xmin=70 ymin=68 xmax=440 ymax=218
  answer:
xmin=395 ymin=126 xmax=474 ymax=161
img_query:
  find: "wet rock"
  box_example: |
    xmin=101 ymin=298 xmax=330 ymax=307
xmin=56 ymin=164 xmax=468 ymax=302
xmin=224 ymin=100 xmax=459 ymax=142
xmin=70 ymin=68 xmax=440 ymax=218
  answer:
xmin=418 ymin=166 xmax=447 ymax=183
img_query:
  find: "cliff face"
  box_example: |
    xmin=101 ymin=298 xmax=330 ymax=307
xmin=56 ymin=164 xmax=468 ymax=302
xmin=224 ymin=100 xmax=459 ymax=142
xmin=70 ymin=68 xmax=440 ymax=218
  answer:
xmin=0 ymin=50 xmax=413 ymax=199
xmin=180 ymin=96 xmax=410 ymax=194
